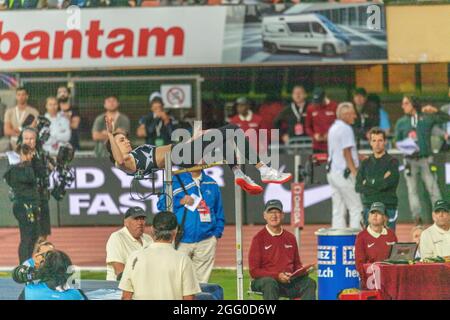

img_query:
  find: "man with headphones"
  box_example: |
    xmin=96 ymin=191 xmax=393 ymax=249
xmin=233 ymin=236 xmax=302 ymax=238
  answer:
xmin=395 ymin=95 xmax=450 ymax=225
xmin=17 ymin=127 xmax=53 ymax=242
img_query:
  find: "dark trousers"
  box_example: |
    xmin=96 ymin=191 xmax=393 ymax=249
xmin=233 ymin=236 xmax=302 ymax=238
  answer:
xmin=38 ymin=198 xmax=51 ymax=237
xmin=13 ymin=201 xmax=39 ymax=264
xmin=178 ymin=124 xmax=261 ymax=169
xmin=251 ymin=275 xmax=316 ymax=300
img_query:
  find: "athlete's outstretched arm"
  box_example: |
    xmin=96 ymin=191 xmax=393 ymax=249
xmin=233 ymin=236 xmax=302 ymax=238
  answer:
xmin=105 ymin=116 xmax=135 ymax=172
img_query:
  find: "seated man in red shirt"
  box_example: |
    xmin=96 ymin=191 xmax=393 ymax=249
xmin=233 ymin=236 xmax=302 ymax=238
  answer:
xmin=355 ymin=202 xmax=398 ymax=288
xmin=249 ymin=200 xmax=316 ymax=300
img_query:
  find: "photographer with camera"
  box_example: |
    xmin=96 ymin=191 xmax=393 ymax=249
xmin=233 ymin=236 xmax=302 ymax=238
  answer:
xmin=16 ymin=250 xmax=87 ymax=300
xmin=18 ymin=126 xmax=54 ymax=242
xmin=3 ymin=143 xmax=40 ymax=263
xmin=12 ymin=241 xmax=55 ymax=285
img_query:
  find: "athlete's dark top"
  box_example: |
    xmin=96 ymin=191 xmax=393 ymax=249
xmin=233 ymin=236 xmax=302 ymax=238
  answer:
xmin=129 ymin=144 xmax=157 ymax=176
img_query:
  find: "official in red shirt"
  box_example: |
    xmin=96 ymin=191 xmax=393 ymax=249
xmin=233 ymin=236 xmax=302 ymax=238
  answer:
xmin=249 ymin=200 xmax=316 ymax=300
xmin=305 ymin=87 xmax=337 ymax=153
xmin=355 ymin=202 xmax=398 ymax=289
xmin=229 ymin=97 xmax=265 ymax=152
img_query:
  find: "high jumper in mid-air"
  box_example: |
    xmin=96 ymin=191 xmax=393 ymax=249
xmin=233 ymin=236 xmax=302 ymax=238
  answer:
xmin=104 ymin=116 xmax=292 ymax=195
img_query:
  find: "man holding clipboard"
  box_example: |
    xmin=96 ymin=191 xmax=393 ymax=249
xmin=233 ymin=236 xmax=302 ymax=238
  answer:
xmin=249 ymin=199 xmax=316 ymax=300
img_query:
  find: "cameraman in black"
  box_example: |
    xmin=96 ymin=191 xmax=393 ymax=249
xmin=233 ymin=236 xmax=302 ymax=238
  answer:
xmin=4 ymin=143 xmax=40 ymax=263
xmin=19 ymin=126 xmax=53 ymax=242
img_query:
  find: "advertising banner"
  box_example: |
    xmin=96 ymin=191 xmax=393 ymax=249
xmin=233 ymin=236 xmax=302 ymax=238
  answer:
xmin=290 ymin=182 xmax=305 ymax=229
xmin=0 ymin=7 xmax=228 ymax=70
xmin=0 ymin=3 xmax=387 ymax=71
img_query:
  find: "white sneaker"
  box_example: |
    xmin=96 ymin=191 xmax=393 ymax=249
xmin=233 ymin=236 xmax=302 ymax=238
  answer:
xmin=234 ymin=171 xmax=263 ymax=195
xmin=261 ymin=167 xmax=292 ymax=184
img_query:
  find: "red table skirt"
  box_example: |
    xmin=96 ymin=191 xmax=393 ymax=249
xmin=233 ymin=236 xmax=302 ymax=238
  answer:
xmin=364 ymin=263 xmax=450 ymax=300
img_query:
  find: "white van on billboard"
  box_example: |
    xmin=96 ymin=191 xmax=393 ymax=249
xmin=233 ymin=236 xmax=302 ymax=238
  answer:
xmin=262 ymin=13 xmax=351 ymax=56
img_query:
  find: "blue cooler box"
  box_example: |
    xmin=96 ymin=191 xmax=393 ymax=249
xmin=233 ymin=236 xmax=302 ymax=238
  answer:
xmin=315 ymin=228 xmax=360 ymax=300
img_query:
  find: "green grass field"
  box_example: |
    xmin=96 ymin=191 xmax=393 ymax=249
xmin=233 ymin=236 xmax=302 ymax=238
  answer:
xmin=0 ymin=269 xmax=318 ymax=300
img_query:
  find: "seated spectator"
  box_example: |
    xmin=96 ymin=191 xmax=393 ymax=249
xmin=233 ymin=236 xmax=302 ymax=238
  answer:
xmin=0 ymin=96 xmax=9 ymax=152
xmin=0 ymin=0 xmax=7 ymax=10
xmin=106 ymin=207 xmax=152 ymax=281
xmin=8 ymin=0 xmax=38 ymax=8
xmin=92 ymin=95 xmax=130 ymax=158
xmin=119 ymin=211 xmax=201 ymax=300
xmin=367 ymin=93 xmax=391 ymax=136
xmin=136 ymin=93 xmax=176 ymax=147
xmin=157 ymin=169 xmax=225 ymax=283
xmin=305 ymin=87 xmax=337 ymax=153
xmin=249 ymin=199 xmax=316 ymax=300
xmin=273 ymin=85 xmax=309 ymax=145
xmin=57 ymin=86 xmax=81 ymax=151
xmin=355 ymin=202 xmax=397 ymax=288
xmin=43 ymin=97 xmax=71 ymax=156
xmin=257 ymin=93 xmax=284 ymax=132
xmin=229 ymin=97 xmax=265 ymax=152
xmin=4 ymin=87 xmax=39 ymax=152
xmin=101 ymin=0 xmax=137 ymax=6
xmin=19 ymin=250 xmax=87 ymax=300
xmin=352 ymin=88 xmax=380 ymax=146
xmin=419 ymin=200 xmax=450 ymax=258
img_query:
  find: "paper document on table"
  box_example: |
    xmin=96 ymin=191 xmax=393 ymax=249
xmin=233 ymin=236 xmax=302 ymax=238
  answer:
xmin=184 ymin=193 xmax=202 ymax=212
xmin=396 ymin=138 xmax=419 ymax=155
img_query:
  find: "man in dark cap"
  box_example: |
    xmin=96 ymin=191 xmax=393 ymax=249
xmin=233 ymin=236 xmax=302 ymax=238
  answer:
xmin=355 ymin=202 xmax=398 ymax=288
xmin=305 ymin=87 xmax=337 ymax=153
xmin=248 ymin=200 xmax=316 ymax=300
xmin=105 ymin=207 xmax=153 ymax=281
xmin=119 ymin=211 xmax=201 ymax=300
xmin=352 ymin=87 xmax=380 ymax=146
xmin=229 ymin=97 xmax=264 ymax=152
xmin=419 ymin=200 xmax=450 ymax=258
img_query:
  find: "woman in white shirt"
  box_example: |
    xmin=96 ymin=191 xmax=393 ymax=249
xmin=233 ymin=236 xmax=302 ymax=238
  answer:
xmin=43 ymin=97 xmax=71 ymax=156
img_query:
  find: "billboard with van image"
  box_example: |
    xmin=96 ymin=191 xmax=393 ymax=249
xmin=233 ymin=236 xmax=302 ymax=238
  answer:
xmin=237 ymin=2 xmax=387 ymax=64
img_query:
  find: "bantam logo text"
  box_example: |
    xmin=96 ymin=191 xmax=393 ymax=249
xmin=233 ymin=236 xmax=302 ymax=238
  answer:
xmin=0 ymin=20 xmax=185 ymax=61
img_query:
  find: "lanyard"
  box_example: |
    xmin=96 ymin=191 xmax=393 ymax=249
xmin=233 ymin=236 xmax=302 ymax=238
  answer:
xmin=155 ymin=120 xmax=163 ymax=137
xmin=15 ymin=106 xmax=27 ymax=126
xmin=291 ymin=102 xmax=303 ymax=122
xmin=410 ymin=114 xmax=418 ymax=129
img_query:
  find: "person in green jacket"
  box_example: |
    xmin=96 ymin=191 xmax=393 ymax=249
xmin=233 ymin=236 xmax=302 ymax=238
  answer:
xmin=356 ymin=128 xmax=400 ymax=230
xmin=394 ymin=95 xmax=450 ymax=225
xmin=4 ymin=144 xmax=40 ymax=263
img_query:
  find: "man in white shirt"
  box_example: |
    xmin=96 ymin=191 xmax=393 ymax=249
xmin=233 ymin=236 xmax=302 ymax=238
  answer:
xmin=419 ymin=200 xmax=450 ymax=258
xmin=119 ymin=211 xmax=201 ymax=300
xmin=105 ymin=207 xmax=153 ymax=281
xmin=43 ymin=97 xmax=71 ymax=156
xmin=3 ymin=87 xmax=39 ymax=151
xmin=327 ymin=102 xmax=363 ymax=229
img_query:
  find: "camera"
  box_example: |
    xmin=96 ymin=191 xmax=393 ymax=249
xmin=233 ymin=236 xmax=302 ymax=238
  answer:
xmin=51 ymin=144 xmax=75 ymax=201
xmin=12 ymin=265 xmax=37 ymax=284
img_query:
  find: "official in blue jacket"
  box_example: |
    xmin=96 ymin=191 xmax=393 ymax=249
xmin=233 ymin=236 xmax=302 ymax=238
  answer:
xmin=158 ymin=170 xmax=225 ymax=283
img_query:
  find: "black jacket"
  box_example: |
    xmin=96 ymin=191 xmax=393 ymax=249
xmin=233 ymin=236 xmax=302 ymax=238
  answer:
xmin=355 ymin=153 xmax=400 ymax=208
xmin=273 ymin=101 xmax=309 ymax=138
